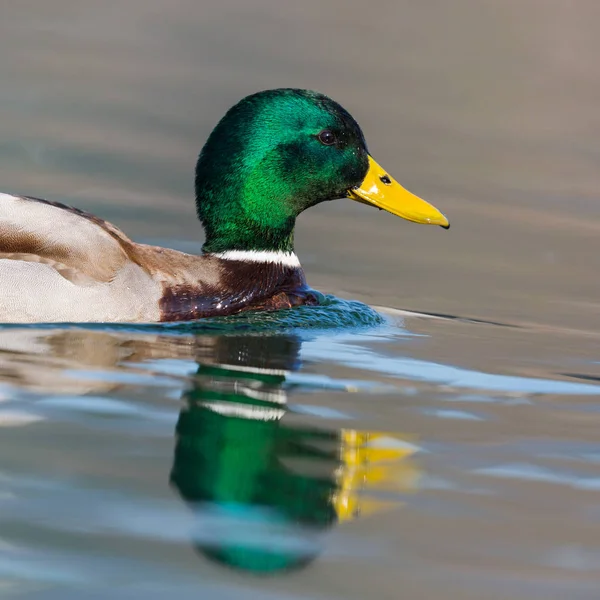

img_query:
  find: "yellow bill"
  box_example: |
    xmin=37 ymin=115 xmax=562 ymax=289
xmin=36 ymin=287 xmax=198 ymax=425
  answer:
xmin=347 ymin=156 xmax=450 ymax=228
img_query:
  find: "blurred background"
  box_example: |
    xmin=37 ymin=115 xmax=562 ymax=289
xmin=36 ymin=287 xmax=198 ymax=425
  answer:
xmin=2 ymin=2 xmax=600 ymax=599
xmin=1 ymin=0 xmax=599 ymax=330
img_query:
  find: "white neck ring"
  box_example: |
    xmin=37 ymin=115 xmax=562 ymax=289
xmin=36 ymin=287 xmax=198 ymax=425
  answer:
xmin=211 ymin=250 xmax=301 ymax=268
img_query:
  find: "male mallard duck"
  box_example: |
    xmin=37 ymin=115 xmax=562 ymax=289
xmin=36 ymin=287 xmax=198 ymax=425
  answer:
xmin=0 ymin=89 xmax=448 ymax=323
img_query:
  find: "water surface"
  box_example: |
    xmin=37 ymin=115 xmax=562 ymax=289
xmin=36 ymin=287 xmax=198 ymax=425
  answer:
xmin=1 ymin=2 xmax=600 ymax=598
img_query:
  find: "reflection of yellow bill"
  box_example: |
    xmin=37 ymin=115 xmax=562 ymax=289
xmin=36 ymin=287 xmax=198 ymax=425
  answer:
xmin=348 ymin=156 xmax=450 ymax=228
xmin=333 ymin=430 xmax=421 ymax=522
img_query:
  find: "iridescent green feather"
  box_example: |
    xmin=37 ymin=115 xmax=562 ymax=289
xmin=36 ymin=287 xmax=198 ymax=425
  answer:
xmin=195 ymin=89 xmax=369 ymax=253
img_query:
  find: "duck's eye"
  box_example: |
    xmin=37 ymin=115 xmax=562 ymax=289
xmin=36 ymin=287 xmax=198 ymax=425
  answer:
xmin=317 ymin=130 xmax=336 ymax=146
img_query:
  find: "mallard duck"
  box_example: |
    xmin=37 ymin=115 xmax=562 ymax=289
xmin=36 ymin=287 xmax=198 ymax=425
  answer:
xmin=0 ymin=89 xmax=449 ymax=323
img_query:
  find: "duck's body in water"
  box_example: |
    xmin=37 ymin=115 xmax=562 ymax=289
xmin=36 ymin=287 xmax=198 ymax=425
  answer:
xmin=0 ymin=89 xmax=448 ymax=323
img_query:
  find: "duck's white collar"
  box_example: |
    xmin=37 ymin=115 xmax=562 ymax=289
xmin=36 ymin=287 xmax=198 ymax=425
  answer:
xmin=212 ymin=250 xmax=301 ymax=268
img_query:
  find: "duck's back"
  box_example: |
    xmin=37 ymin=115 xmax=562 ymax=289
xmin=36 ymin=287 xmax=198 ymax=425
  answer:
xmin=0 ymin=193 xmax=162 ymax=322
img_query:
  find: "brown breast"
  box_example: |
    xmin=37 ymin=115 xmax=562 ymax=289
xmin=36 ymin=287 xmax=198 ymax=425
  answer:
xmin=155 ymin=257 xmax=320 ymax=322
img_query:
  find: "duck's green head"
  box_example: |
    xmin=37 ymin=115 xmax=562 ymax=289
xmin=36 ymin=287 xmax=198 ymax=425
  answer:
xmin=196 ymin=89 xmax=448 ymax=254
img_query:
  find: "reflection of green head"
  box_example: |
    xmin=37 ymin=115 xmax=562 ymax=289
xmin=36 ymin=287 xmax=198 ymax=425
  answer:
xmin=198 ymin=502 xmax=321 ymax=573
xmin=170 ymin=334 xmax=339 ymax=574
xmin=204 ymin=548 xmax=306 ymax=574
xmin=170 ymin=334 xmax=419 ymax=574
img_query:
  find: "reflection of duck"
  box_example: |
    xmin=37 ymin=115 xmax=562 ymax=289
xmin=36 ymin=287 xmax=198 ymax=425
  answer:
xmin=0 ymin=328 xmax=196 ymax=394
xmin=170 ymin=334 xmax=420 ymax=574
xmin=0 ymin=326 xmax=419 ymax=574
xmin=0 ymin=89 xmax=448 ymax=323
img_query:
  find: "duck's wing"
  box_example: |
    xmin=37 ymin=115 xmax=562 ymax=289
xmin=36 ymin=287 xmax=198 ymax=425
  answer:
xmin=0 ymin=193 xmax=132 ymax=284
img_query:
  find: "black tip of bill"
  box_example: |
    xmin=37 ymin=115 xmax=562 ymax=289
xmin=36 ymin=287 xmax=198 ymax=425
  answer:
xmin=440 ymin=223 xmax=450 ymax=230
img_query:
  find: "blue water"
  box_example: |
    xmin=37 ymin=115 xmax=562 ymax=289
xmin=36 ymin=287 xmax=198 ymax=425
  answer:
xmin=3 ymin=3 xmax=600 ymax=597
xmin=1 ymin=298 xmax=599 ymax=598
